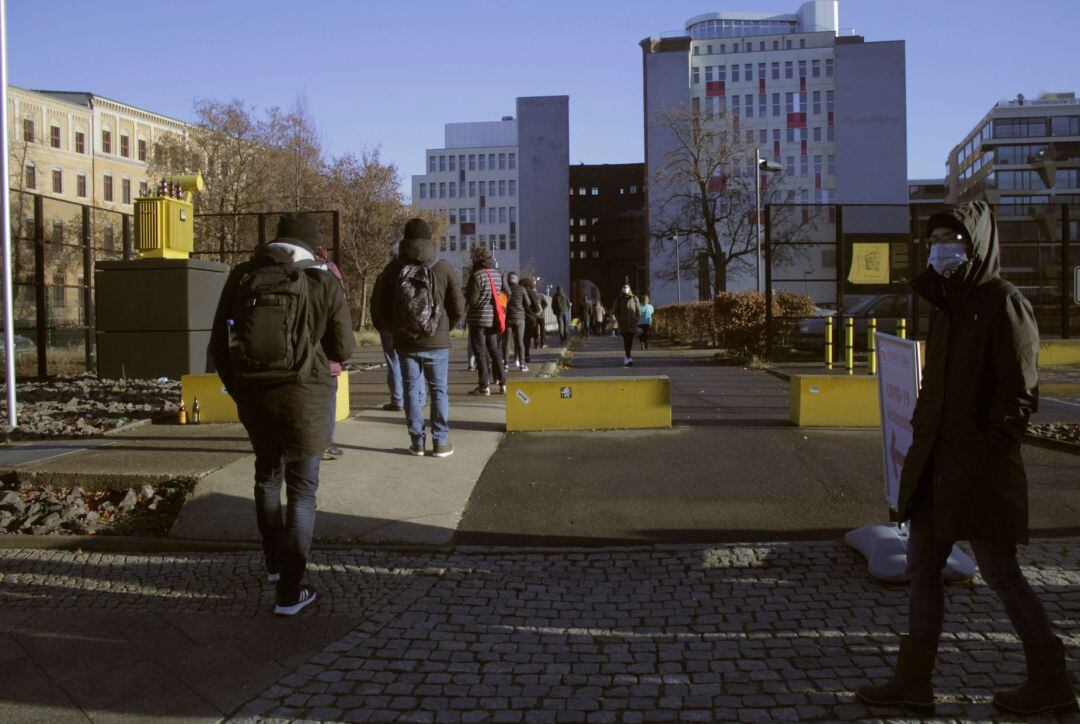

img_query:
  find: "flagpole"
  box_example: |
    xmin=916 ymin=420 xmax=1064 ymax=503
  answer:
xmin=1 ymin=0 xmax=18 ymax=427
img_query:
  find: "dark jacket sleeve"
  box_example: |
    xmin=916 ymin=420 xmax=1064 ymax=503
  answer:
xmin=369 ymin=270 xmax=386 ymax=331
xmin=464 ymin=268 xmax=482 ymax=309
xmin=442 ymin=262 xmax=466 ymax=329
xmin=988 ymin=291 xmax=1039 ymax=445
xmin=321 ymin=274 xmax=356 ymax=364
xmin=210 ymin=269 xmax=241 ymax=396
xmin=371 ymin=261 xmax=398 ymax=332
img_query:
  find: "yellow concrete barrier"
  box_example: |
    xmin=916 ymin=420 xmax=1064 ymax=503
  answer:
xmin=1039 ymin=340 xmax=1080 ymax=366
xmin=789 ymin=374 xmax=880 ymax=427
xmin=506 ymin=377 xmax=670 ymax=432
xmin=180 ymin=371 xmax=350 ymax=423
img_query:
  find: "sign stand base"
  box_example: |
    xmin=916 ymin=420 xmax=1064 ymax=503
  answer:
xmin=845 ymin=523 xmax=975 ymax=583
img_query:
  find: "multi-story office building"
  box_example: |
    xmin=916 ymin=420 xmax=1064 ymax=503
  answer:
xmin=946 ymin=92 xmax=1080 ymax=300
xmin=411 ymin=96 xmax=570 ymax=291
xmin=568 ymin=163 xmax=646 ymax=308
xmin=641 ymin=0 xmax=907 ymax=305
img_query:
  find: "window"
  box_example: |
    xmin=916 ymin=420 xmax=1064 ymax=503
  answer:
xmin=694 ymin=46 xmax=700 ymax=55
xmin=448 ymin=155 xmax=456 ymax=171
xmin=786 ymin=39 xmax=792 ymax=49
xmin=731 ymin=64 xmax=740 ymax=82
xmin=994 ymin=118 xmax=1048 ymax=138
xmin=479 ymin=181 xmax=487 ymax=197
xmin=798 ymin=60 xmax=807 ymax=77
xmin=827 ymin=126 xmax=835 ymax=141
xmin=785 ymin=61 xmax=793 ymax=79
xmin=509 ymin=207 xmax=516 ymax=225
xmin=120 ymin=134 xmax=130 ymax=158
xmin=825 ymin=59 xmax=834 ymax=77
xmin=812 ymin=59 xmax=821 ymax=78
xmin=813 ymin=126 xmax=822 ymax=142
xmin=468 ymin=154 xmax=476 ymax=170
xmin=826 ymin=90 xmax=834 ymax=113
xmin=499 ymin=207 xmax=507 ymax=223
xmin=787 ymin=128 xmax=796 ymax=143
xmin=419 ymin=183 xmax=427 ymax=200
xmin=438 ymin=182 xmax=446 ymax=198
xmin=743 ymin=94 xmax=752 ymax=118
xmin=591 ymin=186 xmax=599 ymax=195
xmin=827 ymin=154 xmax=836 ymax=175
xmin=449 ymin=181 xmax=456 ymax=198
xmin=437 ymin=155 xmax=445 ymax=171
xmin=785 ymin=92 xmax=794 ymax=114
xmin=52 ymin=168 xmax=62 ymax=194
xmin=429 ymin=155 xmax=437 ymax=172
xmin=440 ymin=237 xmax=448 ymax=252
xmin=103 ymin=173 xmax=113 ymax=202
xmin=22 ymin=118 xmax=34 ymax=142
xmin=744 ymin=64 xmax=752 ymax=81
xmin=469 ymin=181 xmax=476 ymax=197
xmin=449 ymin=209 xmax=457 ymax=224
xmin=102 ymin=222 xmax=115 ymax=251
xmin=52 ymin=220 xmax=64 ymax=244
xmin=499 ymin=153 xmax=506 ymax=170
xmin=102 ymin=129 xmax=112 ymax=154
xmin=771 ymin=62 xmax=779 ymax=80
xmin=1052 ymin=116 xmax=1080 ymax=136
xmin=499 ymin=180 xmax=506 ymax=196
xmin=814 ymin=155 xmax=822 ymax=175
xmin=509 ymin=180 xmax=516 ymax=196
xmin=732 ymin=95 xmax=740 ymax=116
xmin=800 ymin=155 xmax=809 ymax=176
xmin=509 ymin=153 xmax=516 ymax=169
xmin=479 ymin=154 xmax=486 ymax=170
xmin=758 ymin=62 xmax=765 ymax=80
xmin=489 ymin=207 xmax=498 ymax=224
xmin=692 ymin=67 xmax=700 ymax=84
xmin=813 ymin=91 xmax=821 ymax=115
xmin=759 ymin=94 xmax=766 ymax=117
xmin=24 ymin=164 xmax=35 ymax=189
xmin=1056 ymin=169 xmax=1080 ymax=187
xmin=800 ymin=38 xmax=806 ymax=49
xmin=759 ymin=129 xmax=768 ymax=144
xmin=76 ymin=173 xmax=87 ymax=198
xmin=499 ymin=234 xmax=507 ymax=251
xmin=122 ymin=177 xmax=131 ymax=204
xmin=459 ymin=154 xmax=465 ymax=170
xmin=772 ymin=93 xmax=780 ymax=117
xmin=139 ymin=180 xmax=148 ymax=196
xmin=138 ymin=138 xmax=147 ymax=161
xmin=53 ymin=274 xmax=66 ymax=308
xmin=50 ymin=126 xmax=61 ymax=148
xmin=579 ymin=187 xmax=586 ymax=195
xmin=692 ymin=96 xmax=701 ymax=115
xmin=488 ymin=153 xmax=496 ymax=168
xmin=786 ymin=156 xmax=795 ymax=175
xmin=997 ymin=170 xmax=1046 ymax=190
xmin=75 ymin=131 xmax=85 ymax=154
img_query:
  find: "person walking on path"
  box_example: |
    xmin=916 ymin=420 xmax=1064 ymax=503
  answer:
xmin=522 ymin=277 xmax=543 ymax=365
xmin=552 ymin=285 xmax=571 ymax=343
xmin=581 ymin=298 xmax=594 ymax=339
xmin=503 ymin=271 xmax=529 ymax=371
xmin=855 ymin=202 xmax=1077 ymax=717
xmin=613 ymin=283 xmax=641 ymax=367
xmin=594 ymin=301 xmax=607 ymax=337
xmin=211 ymin=213 xmax=355 ymax=616
xmin=372 ymin=218 xmax=464 ymax=458
xmin=637 ymin=293 xmax=655 ymax=351
xmin=315 ymin=245 xmax=348 ymax=460
xmin=463 ymin=246 xmax=507 ymax=396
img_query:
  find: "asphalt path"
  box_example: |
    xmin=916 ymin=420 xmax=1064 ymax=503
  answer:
xmin=457 ymin=336 xmax=1080 ymax=545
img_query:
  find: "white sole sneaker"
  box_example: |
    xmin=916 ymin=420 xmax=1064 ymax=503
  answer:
xmin=274 ymin=589 xmax=317 ymax=616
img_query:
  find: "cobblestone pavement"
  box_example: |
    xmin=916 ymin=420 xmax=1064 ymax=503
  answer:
xmin=1 ymin=540 xmax=1078 ymax=722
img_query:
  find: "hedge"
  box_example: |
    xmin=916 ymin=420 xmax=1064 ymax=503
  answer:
xmin=652 ymin=291 xmax=815 ymax=358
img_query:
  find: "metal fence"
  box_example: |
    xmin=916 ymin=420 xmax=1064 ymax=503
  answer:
xmin=2 ymin=194 xmax=340 ymax=379
xmin=762 ymin=202 xmax=1076 ymax=361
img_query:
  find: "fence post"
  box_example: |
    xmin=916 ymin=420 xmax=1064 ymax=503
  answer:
xmin=1062 ymin=204 xmax=1071 ymax=340
xmin=82 ymin=205 xmax=94 ymax=372
xmin=764 ymin=204 xmax=773 ymax=361
xmin=834 ymin=204 xmax=844 ymax=318
xmin=332 ymin=210 xmax=341 ymax=267
xmin=909 ymin=203 xmax=921 ymax=341
xmin=33 ymin=195 xmax=46 ymax=377
xmin=122 ymin=213 xmax=133 ymax=260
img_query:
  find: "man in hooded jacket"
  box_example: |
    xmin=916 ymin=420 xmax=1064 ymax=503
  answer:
xmin=211 ymin=213 xmax=355 ymax=616
xmin=856 ymin=202 xmax=1076 ymax=716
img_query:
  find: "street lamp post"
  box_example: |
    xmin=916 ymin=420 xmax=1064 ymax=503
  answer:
xmin=754 ymin=148 xmax=782 ymax=293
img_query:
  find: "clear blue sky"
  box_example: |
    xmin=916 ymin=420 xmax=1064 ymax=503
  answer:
xmin=9 ymin=0 xmax=1079 ymax=192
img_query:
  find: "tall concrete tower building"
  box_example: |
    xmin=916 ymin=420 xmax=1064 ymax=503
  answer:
xmin=411 ymin=96 xmax=570 ymax=291
xmin=642 ymin=0 xmax=907 ymax=305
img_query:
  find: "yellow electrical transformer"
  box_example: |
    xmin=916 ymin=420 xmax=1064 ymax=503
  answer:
xmin=135 ymin=174 xmax=205 ymax=259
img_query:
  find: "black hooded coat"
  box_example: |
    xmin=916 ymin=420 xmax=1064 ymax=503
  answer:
xmin=897 ymin=201 xmax=1039 ymax=544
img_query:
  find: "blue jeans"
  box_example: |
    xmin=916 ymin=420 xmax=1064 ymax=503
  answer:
xmin=401 ymin=347 xmax=450 ymax=446
xmin=380 ymin=329 xmax=403 ymax=406
xmin=557 ymin=312 xmax=570 ymax=341
xmin=906 ymin=485 xmax=1057 ymax=648
xmin=249 ymin=435 xmax=320 ymax=602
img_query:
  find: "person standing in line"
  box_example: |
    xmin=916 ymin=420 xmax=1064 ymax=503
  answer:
xmin=372 ymin=218 xmax=464 ymax=457
xmin=370 ymin=247 xmax=422 ymax=413
xmin=594 ymin=301 xmax=607 ymax=337
xmin=315 ymin=245 xmax=348 ymax=460
xmin=581 ymin=298 xmax=593 ymax=339
xmin=521 ymin=276 xmax=543 ymax=365
xmin=855 ymin=202 xmax=1077 ymax=716
xmin=552 ymin=285 xmax=571 ymax=343
xmin=463 ymin=246 xmax=507 ymax=395
xmin=637 ymin=293 xmax=655 ymax=351
xmin=503 ymin=271 xmax=529 ymax=371
xmin=535 ymin=288 xmax=548 ymax=349
xmin=613 ymin=282 xmax=641 ymax=367
xmin=211 ymin=213 xmax=355 ymax=616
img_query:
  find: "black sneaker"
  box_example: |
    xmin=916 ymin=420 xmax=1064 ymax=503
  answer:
xmin=382 ymin=402 xmax=403 ymax=412
xmin=432 ymin=442 xmax=454 ymax=458
xmin=468 ymin=386 xmax=491 ymax=396
xmin=409 ymin=442 xmax=425 ymax=456
xmin=322 ymin=444 xmax=343 ymax=461
xmin=497 ymin=383 xmax=506 ymax=394
xmin=274 ymin=588 xmax=317 ymax=616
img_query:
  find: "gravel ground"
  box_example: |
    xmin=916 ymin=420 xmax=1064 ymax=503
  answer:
xmin=1029 ymin=422 xmax=1080 ymax=448
xmin=0 ymin=375 xmax=180 ymax=440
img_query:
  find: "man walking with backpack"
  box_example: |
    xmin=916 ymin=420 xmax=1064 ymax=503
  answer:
xmin=372 ymin=218 xmax=464 ymax=457
xmin=211 ymin=213 xmax=355 ymax=616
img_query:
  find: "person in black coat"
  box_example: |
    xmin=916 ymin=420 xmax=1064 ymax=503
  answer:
xmin=856 ymin=202 xmax=1076 ymax=716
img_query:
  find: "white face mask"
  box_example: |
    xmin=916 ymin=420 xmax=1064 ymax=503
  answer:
xmin=621 ymin=286 xmax=631 ymax=295
xmin=929 ymin=243 xmax=968 ymax=277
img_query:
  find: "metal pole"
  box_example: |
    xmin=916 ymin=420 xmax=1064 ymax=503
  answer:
xmin=0 ymin=0 xmax=17 ymax=425
xmin=81 ymin=205 xmax=94 ymax=373
xmin=844 ymin=316 xmax=854 ymax=375
xmin=755 ymin=147 xmax=762 ymax=293
xmin=868 ymin=317 xmax=877 ymax=376
xmin=764 ymin=203 xmax=773 ymax=361
xmin=824 ymin=315 xmax=833 ymax=370
xmin=1062 ymin=204 xmax=1071 ymax=340
xmin=331 ymin=210 xmax=341 ymax=267
xmin=674 ymin=234 xmax=682 ymax=303
xmin=33 ymin=195 xmax=45 ymax=378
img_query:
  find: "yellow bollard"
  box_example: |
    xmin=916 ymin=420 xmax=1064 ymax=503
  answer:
xmin=845 ymin=317 xmax=854 ymax=375
xmin=825 ymin=316 xmax=834 ymax=370
xmin=897 ymin=318 xmax=907 ymax=340
xmin=868 ymin=318 xmax=877 ymax=376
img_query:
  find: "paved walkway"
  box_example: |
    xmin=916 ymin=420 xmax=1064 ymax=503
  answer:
xmin=1 ymin=540 xmax=1077 ymax=721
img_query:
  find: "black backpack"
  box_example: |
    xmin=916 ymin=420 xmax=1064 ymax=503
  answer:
xmin=227 ymin=258 xmax=317 ymax=387
xmin=392 ymin=259 xmax=442 ymax=339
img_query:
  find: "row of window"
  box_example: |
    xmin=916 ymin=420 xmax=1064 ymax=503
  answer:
xmin=692 ymin=36 xmax=812 ymax=54
xmin=428 ymin=152 xmax=516 ymax=173
xmin=23 ymin=164 xmax=148 ymax=204
xmin=569 ymin=185 xmax=639 ymax=196
xmin=20 ymin=119 xmax=149 ymax=160
xmin=693 ymin=58 xmax=833 ymax=84
xmin=993 ymin=168 xmax=1080 ymax=190
xmin=419 ymin=179 xmax=516 ymax=200
xmin=571 ymin=250 xmax=601 ymax=259
xmin=444 ymin=206 xmax=516 ymax=226
xmin=440 ymin=233 xmax=517 ymax=253
xmin=695 ymin=89 xmax=834 ymax=118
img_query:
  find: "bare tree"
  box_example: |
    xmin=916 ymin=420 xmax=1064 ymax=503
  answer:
xmin=261 ymin=95 xmax=326 ymax=213
xmin=649 ymin=105 xmax=810 ymax=296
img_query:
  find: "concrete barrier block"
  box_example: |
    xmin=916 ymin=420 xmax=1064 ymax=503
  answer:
xmin=1039 ymin=339 xmax=1080 ymax=366
xmin=180 ymin=371 xmax=350 ymax=424
xmin=506 ymin=376 xmax=671 ymax=432
xmin=789 ymin=374 xmax=881 ymax=427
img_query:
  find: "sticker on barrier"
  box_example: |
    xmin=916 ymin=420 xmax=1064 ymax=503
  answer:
xmin=516 ymin=390 xmax=531 ymax=405
xmin=560 ymin=386 xmax=572 ymax=399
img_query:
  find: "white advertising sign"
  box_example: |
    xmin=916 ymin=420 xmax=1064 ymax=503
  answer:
xmin=875 ymin=333 xmax=922 ymax=512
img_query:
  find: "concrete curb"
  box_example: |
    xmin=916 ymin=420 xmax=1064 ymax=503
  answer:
xmin=1024 ymin=432 xmax=1080 ymax=456
xmin=0 ymin=534 xmax=456 ymax=553
xmin=536 ymin=346 xmax=568 ymax=379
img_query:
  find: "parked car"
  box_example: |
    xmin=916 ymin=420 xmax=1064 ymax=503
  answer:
xmin=793 ymin=294 xmax=914 ymax=351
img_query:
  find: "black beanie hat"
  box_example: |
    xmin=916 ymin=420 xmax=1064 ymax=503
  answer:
xmin=276 ymin=213 xmax=322 ymax=251
xmin=925 ymin=210 xmax=969 ymax=243
xmin=404 ymin=218 xmax=431 ymax=241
